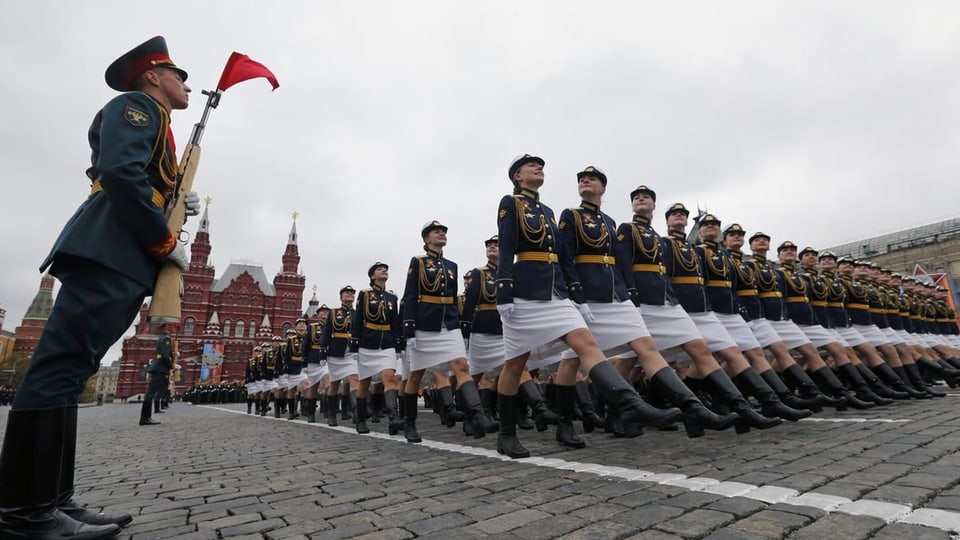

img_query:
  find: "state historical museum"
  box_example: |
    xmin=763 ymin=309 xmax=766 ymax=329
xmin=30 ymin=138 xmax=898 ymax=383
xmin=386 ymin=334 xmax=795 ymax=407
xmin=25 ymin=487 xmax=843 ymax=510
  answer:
xmin=116 ymin=207 xmax=306 ymax=398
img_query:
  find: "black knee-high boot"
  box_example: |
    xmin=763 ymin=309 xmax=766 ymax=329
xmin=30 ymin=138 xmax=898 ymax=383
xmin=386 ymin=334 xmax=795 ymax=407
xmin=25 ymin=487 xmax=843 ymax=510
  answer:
xmin=0 ymin=408 xmax=120 ymax=540
xmin=837 ymin=364 xmax=892 ymax=405
xmin=759 ymin=369 xmax=822 ymax=412
xmin=554 ymin=385 xmax=586 ymax=449
xmin=403 ymin=393 xmax=422 ymax=443
xmin=518 ymin=380 xmax=559 ymax=432
xmin=385 ymin=390 xmax=402 ymax=436
xmin=459 ymin=381 xmax=498 ymax=438
xmin=855 ymin=364 xmax=908 ymax=400
xmin=479 ymin=388 xmax=498 ymax=421
xmin=437 ymin=386 xmax=463 ymax=427
xmin=327 ymin=394 xmax=340 ymax=426
xmin=496 ymin=394 xmax=529 ymax=458
xmin=779 ymin=364 xmax=843 ymax=408
xmin=873 ymin=364 xmax=928 ymax=399
xmin=589 ymin=362 xmax=683 ymax=437
xmin=703 ymin=369 xmax=782 ymax=433
xmin=903 ymin=363 xmax=945 ymax=397
xmin=808 ymin=366 xmax=872 ymax=410
xmin=735 ymin=368 xmax=813 ymax=421
xmin=355 ymin=397 xmax=370 ymax=434
xmin=574 ymin=381 xmax=605 ymax=433
xmin=648 ymin=367 xmax=738 ymax=438
xmin=57 ymin=407 xmax=132 ymax=528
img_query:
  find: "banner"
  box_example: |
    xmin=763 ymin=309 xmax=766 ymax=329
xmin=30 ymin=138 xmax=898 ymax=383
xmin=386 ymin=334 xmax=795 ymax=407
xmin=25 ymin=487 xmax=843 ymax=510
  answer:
xmin=200 ymin=343 xmax=224 ymax=383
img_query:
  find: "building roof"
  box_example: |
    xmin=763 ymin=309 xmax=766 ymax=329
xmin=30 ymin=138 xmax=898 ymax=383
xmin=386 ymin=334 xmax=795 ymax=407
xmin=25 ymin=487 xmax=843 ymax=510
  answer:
xmin=826 ymin=217 xmax=960 ymax=260
xmin=211 ymin=263 xmax=275 ymax=296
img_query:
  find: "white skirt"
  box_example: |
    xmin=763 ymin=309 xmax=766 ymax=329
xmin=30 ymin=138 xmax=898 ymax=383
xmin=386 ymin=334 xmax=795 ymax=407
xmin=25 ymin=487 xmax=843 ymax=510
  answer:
xmin=852 ymin=324 xmax=890 ymax=346
xmin=748 ymin=318 xmax=782 ymax=348
xmin=561 ymin=300 xmax=648 ymax=360
xmin=398 ymin=350 xmax=411 ymax=380
xmin=835 ymin=326 xmax=868 ymax=347
xmin=358 ymin=347 xmax=397 ymax=380
xmin=262 ymin=380 xmax=279 ymax=391
xmin=797 ymin=323 xmax=838 ymax=348
xmin=640 ymin=303 xmax=702 ymax=350
xmin=327 ymin=354 xmax=359 ymax=381
xmin=303 ymin=363 xmax=329 ymax=386
xmin=502 ymin=296 xmax=586 ymax=363
xmin=528 ymin=352 xmax=562 ymax=371
xmin=687 ymin=312 xmax=737 ymax=352
xmin=827 ymin=329 xmax=851 ymax=348
xmin=770 ymin=320 xmax=813 ymax=350
xmin=897 ymin=329 xmax=922 ymax=346
xmin=881 ymin=327 xmax=906 ymax=345
xmin=287 ymin=372 xmax=308 ymax=390
xmin=715 ymin=312 xmax=762 ymax=351
xmin=468 ymin=332 xmax=505 ymax=375
xmin=277 ymin=374 xmax=291 ymax=389
xmin=410 ymin=326 xmax=467 ymax=372
xmin=245 ymin=383 xmax=258 ymax=394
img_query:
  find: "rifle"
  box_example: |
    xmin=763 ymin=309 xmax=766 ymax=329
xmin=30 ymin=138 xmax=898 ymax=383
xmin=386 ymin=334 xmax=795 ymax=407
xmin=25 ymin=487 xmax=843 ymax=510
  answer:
xmin=148 ymin=52 xmax=278 ymax=323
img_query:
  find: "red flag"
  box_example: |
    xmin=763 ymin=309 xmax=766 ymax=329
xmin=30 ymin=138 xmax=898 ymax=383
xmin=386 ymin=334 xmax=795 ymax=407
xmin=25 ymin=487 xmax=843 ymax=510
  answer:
xmin=217 ymin=52 xmax=279 ymax=92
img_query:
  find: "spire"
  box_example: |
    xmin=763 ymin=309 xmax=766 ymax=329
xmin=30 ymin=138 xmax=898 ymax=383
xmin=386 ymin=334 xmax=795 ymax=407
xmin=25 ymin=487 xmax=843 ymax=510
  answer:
xmin=203 ymin=310 xmax=222 ymax=336
xmin=257 ymin=314 xmax=273 ymax=338
xmin=281 ymin=211 xmax=301 ymax=275
xmin=23 ymin=273 xmax=56 ymax=320
xmin=190 ymin=197 xmax=213 ymax=268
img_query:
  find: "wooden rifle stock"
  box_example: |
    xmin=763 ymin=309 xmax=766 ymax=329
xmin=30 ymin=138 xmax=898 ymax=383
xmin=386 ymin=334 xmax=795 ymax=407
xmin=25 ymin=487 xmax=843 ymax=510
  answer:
xmin=147 ymin=143 xmax=202 ymax=323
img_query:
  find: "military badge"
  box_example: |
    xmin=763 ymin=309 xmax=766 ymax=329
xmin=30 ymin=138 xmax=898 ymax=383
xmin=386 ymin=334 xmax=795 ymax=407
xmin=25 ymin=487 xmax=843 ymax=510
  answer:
xmin=558 ymin=221 xmax=566 ymax=229
xmin=499 ymin=209 xmax=507 ymax=220
xmin=124 ymin=105 xmax=150 ymax=127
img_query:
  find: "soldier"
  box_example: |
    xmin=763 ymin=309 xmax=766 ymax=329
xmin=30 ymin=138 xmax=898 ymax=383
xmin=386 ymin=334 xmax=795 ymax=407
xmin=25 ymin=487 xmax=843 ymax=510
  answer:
xmin=321 ymin=286 xmax=359 ymax=426
xmin=493 ymin=155 xmax=681 ymax=458
xmin=244 ymin=348 xmax=260 ymax=414
xmin=401 ymin=221 xmax=498 ymax=443
xmin=302 ymin=305 xmax=330 ymax=423
xmin=140 ymin=323 xmax=175 ymax=425
xmin=283 ymin=320 xmax=309 ymax=419
xmin=260 ymin=338 xmax=281 ymax=415
xmin=0 ymin=36 xmax=201 ymax=538
xmin=350 ymin=262 xmax=404 ymax=435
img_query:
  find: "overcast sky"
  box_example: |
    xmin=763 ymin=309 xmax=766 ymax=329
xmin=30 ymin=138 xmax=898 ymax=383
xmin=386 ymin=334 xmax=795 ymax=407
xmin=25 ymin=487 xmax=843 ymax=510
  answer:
xmin=3 ymin=2 xmax=960 ymax=364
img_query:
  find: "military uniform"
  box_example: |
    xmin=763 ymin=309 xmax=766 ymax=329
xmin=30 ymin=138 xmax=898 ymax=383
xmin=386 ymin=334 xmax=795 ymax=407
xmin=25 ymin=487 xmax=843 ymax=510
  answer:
xmin=321 ymin=287 xmax=357 ymax=426
xmin=461 ymin=237 xmax=505 ymax=376
xmin=140 ymin=328 xmax=173 ymax=425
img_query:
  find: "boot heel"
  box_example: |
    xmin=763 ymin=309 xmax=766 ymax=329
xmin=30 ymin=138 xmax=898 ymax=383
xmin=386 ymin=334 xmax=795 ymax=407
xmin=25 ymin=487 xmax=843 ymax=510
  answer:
xmin=734 ymin=421 xmax=751 ymax=434
xmin=684 ymin=421 xmax=705 ymax=438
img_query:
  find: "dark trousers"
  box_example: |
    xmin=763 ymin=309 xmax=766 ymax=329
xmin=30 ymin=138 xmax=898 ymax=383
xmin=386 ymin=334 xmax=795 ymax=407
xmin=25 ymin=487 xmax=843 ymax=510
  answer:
xmin=13 ymin=259 xmax=149 ymax=410
xmin=145 ymin=373 xmax=168 ymax=402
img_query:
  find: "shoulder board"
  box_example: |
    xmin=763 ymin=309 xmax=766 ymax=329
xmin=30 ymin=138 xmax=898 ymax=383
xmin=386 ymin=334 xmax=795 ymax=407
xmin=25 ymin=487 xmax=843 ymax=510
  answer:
xmin=362 ymin=287 xmax=373 ymax=293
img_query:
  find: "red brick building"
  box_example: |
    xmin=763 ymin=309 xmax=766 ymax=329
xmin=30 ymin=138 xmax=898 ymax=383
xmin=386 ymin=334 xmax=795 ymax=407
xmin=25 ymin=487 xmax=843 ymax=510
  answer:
xmin=12 ymin=273 xmax=55 ymax=359
xmin=116 ymin=208 xmax=306 ymax=398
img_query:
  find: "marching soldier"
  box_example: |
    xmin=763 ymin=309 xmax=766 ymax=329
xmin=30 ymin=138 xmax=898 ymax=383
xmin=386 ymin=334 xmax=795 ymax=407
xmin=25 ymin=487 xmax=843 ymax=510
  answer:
xmin=302 ymin=305 xmax=330 ymax=423
xmin=350 ymin=262 xmax=404 ymax=435
xmin=283 ymin=320 xmax=309 ymax=419
xmin=245 ymin=346 xmax=261 ymax=414
xmin=401 ymin=221 xmax=497 ymax=443
xmin=140 ymin=323 xmax=175 ymax=426
xmin=321 ymin=286 xmax=359 ymax=426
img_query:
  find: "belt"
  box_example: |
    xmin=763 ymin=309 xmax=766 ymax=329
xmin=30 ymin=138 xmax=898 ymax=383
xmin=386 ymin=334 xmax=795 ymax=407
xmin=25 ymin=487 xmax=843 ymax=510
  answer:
xmin=786 ymin=297 xmax=807 ymax=303
xmin=363 ymin=322 xmax=391 ymax=331
xmin=846 ymin=303 xmax=869 ymax=310
xmin=420 ymin=295 xmax=454 ymax=305
xmin=810 ymin=301 xmax=828 ymax=308
xmin=828 ymin=302 xmax=845 ymax=308
xmin=737 ymin=289 xmax=758 ymax=296
xmin=90 ymin=179 xmax=166 ymax=209
xmin=632 ymin=263 xmax=665 ymax=274
xmin=516 ymin=251 xmax=559 ymax=263
xmin=706 ymin=280 xmax=732 ymax=288
xmin=869 ymin=308 xmax=885 ymax=314
xmin=758 ymin=291 xmax=782 ymax=299
xmin=332 ymin=332 xmax=351 ymax=339
xmin=671 ymin=276 xmax=704 ymax=285
xmin=899 ymin=311 xmax=911 ymax=317
xmin=310 ymin=345 xmax=321 ymax=350
xmin=477 ymin=304 xmax=497 ymax=311
xmin=574 ymin=254 xmax=616 ymax=265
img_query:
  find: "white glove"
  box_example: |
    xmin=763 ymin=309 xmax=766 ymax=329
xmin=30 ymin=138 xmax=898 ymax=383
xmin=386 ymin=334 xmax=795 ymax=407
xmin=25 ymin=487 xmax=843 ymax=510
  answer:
xmin=497 ymin=304 xmax=515 ymax=322
xmin=183 ymin=191 xmax=201 ymax=217
xmin=577 ymin=303 xmax=596 ymax=323
xmin=164 ymin=243 xmax=189 ymax=271
xmin=349 ymin=352 xmax=359 ymax=363
xmin=407 ymin=338 xmax=416 ymax=351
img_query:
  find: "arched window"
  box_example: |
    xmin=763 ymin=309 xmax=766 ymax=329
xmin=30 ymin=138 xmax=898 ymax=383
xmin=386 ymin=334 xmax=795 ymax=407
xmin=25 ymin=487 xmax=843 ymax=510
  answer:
xmin=222 ymin=320 xmax=231 ymax=337
xmin=282 ymin=322 xmax=292 ymax=335
xmin=249 ymin=321 xmax=257 ymax=338
xmin=183 ymin=317 xmax=195 ymax=336
xmin=235 ymin=320 xmax=245 ymax=338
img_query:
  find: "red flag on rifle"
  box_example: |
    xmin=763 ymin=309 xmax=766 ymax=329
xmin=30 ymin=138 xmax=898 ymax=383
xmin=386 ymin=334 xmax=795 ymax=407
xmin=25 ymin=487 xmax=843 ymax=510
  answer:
xmin=217 ymin=52 xmax=279 ymax=92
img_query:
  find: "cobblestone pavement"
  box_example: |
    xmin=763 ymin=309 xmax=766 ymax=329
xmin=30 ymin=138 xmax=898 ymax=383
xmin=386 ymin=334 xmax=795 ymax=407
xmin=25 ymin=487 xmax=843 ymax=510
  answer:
xmin=4 ymin=390 xmax=960 ymax=539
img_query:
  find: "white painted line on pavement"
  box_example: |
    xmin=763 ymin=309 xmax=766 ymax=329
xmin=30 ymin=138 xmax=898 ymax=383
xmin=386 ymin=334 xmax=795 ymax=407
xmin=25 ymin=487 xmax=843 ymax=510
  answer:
xmin=800 ymin=417 xmax=911 ymax=423
xmin=204 ymin=404 xmax=960 ymax=533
